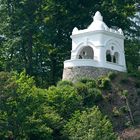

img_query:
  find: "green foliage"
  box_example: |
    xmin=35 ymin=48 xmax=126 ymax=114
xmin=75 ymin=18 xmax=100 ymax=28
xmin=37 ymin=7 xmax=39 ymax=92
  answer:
xmin=97 ymin=77 xmax=111 ymax=90
xmin=85 ymin=81 xmax=96 ymax=88
xmin=25 ymin=106 xmax=62 ymax=140
xmin=63 ymin=106 xmax=117 ymax=140
xmin=103 ymin=93 xmax=112 ymax=102
xmin=122 ymin=90 xmax=129 ymax=98
xmin=46 ymin=85 xmax=82 ymax=118
xmin=120 ymin=106 xmax=129 ymax=114
xmin=0 ymin=0 xmax=138 ymax=86
xmin=57 ymin=80 xmax=73 ymax=87
xmin=0 ymin=71 xmax=62 ymax=139
xmin=0 ymin=73 xmax=114 ymax=139
xmin=128 ymin=70 xmax=140 ymax=77
xmin=84 ymin=88 xmax=102 ymax=106
xmin=112 ymin=107 xmax=122 ymax=117
xmin=79 ymin=78 xmax=96 ymax=88
xmin=74 ymin=81 xmax=102 ymax=106
xmin=1 ymin=71 xmax=140 ymax=139
xmin=108 ymin=72 xmax=117 ymax=80
xmin=125 ymin=40 xmax=140 ymax=72
xmin=79 ymin=78 xmax=95 ymax=84
xmin=74 ymin=82 xmax=88 ymax=97
xmin=124 ymin=120 xmax=132 ymax=128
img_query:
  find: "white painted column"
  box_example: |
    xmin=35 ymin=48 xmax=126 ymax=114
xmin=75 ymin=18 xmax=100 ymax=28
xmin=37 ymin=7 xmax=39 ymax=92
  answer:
xmin=98 ymin=46 xmax=105 ymax=66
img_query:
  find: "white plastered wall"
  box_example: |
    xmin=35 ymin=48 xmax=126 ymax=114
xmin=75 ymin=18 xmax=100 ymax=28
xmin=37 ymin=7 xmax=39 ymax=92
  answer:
xmin=64 ymin=11 xmax=127 ymax=72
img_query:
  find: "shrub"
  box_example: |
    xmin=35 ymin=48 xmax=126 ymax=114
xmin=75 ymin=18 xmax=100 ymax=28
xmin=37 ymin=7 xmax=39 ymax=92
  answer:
xmin=75 ymin=82 xmax=102 ymax=107
xmin=63 ymin=106 xmax=117 ymax=140
xmin=108 ymin=72 xmax=117 ymax=80
xmin=85 ymin=88 xmax=102 ymax=106
xmin=120 ymin=106 xmax=129 ymax=114
xmin=0 ymin=71 xmax=58 ymax=139
xmin=79 ymin=78 xmax=96 ymax=89
xmin=97 ymin=77 xmax=111 ymax=90
xmin=57 ymin=80 xmax=73 ymax=87
xmin=46 ymin=85 xmax=82 ymax=118
xmin=74 ymin=82 xmax=88 ymax=97
xmin=124 ymin=120 xmax=132 ymax=128
xmin=85 ymin=80 xmax=96 ymax=88
xmin=121 ymin=90 xmax=128 ymax=97
xmin=112 ymin=107 xmax=122 ymax=117
xmin=79 ymin=78 xmax=95 ymax=84
xmin=103 ymin=93 xmax=112 ymax=102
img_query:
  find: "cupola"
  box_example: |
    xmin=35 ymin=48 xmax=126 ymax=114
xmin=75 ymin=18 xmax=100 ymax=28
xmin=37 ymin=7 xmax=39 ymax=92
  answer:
xmin=63 ymin=11 xmax=127 ymax=81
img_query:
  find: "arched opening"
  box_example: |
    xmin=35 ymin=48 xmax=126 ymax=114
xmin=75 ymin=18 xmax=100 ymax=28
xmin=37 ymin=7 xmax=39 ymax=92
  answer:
xmin=106 ymin=50 xmax=111 ymax=62
xmin=78 ymin=46 xmax=94 ymax=59
xmin=113 ymin=55 xmax=116 ymax=63
xmin=114 ymin=52 xmax=119 ymax=64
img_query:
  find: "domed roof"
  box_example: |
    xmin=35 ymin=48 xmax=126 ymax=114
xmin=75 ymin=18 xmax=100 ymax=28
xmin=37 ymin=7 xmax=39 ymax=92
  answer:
xmin=88 ymin=11 xmax=109 ymax=31
xmin=71 ymin=11 xmax=124 ymax=36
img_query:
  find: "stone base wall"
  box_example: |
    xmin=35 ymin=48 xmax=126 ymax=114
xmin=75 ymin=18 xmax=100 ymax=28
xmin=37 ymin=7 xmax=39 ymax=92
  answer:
xmin=62 ymin=66 xmax=118 ymax=82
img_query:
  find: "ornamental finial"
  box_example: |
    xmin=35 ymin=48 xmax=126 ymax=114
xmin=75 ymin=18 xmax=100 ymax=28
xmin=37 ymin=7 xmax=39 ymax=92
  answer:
xmin=93 ymin=11 xmax=103 ymax=21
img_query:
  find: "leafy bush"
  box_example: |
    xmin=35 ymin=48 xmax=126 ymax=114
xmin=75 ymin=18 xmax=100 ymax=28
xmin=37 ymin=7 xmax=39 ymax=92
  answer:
xmin=103 ymin=93 xmax=112 ymax=102
xmin=86 ymin=81 xmax=96 ymax=89
xmin=57 ymin=80 xmax=73 ymax=87
xmin=79 ymin=78 xmax=94 ymax=83
xmin=79 ymin=78 xmax=96 ymax=89
xmin=85 ymin=88 xmax=102 ymax=106
xmin=112 ymin=107 xmax=122 ymax=117
xmin=108 ymin=72 xmax=117 ymax=80
xmin=120 ymin=106 xmax=129 ymax=114
xmin=97 ymin=77 xmax=111 ymax=90
xmin=74 ymin=82 xmax=88 ymax=97
xmin=46 ymin=85 xmax=82 ymax=118
xmin=75 ymin=82 xmax=102 ymax=106
xmin=63 ymin=106 xmax=117 ymax=140
xmin=0 ymin=71 xmax=61 ymax=139
xmin=121 ymin=90 xmax=128 ymax=97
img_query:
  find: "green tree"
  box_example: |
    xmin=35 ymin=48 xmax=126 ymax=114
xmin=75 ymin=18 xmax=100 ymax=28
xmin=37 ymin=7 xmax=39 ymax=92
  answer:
xmin=46 ymin=85 xmax=82 ymax=119
xmin=75 ymin=80 xmax=102 ymax=107
xmin=125 ymin=39 xmax=140 ymax=72
xmin=0 ymin=0 xmax=53 ymax=85
xmin=0 ymin=71 xmax=62 ymax=139
xmin=63 ymin=106 xmax=117 ymax=140
xmin=0 ymin=0 xmax=137 ymax=87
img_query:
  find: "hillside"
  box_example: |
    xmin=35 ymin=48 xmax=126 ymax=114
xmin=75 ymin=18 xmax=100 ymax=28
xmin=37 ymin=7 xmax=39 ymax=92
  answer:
xmin=61 ymin=71 xmax=140 ymax=139
xmin=0 ymin=71 xmax=140 ymax=139
xmin=95 ymin=72 xmax=140 ymax=139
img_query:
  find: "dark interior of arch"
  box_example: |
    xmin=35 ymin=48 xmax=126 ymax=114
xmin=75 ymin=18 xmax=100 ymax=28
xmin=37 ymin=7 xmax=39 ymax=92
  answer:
xmin=106 ymin=50 xmax=112 ymax=62
xmin=78 ymin=46 xmax=94 ymax=59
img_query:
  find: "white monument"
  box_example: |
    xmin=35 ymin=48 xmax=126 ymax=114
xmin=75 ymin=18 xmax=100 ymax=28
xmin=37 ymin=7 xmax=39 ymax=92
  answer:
xmin=63 ymin=11 xmax=127 ymax=81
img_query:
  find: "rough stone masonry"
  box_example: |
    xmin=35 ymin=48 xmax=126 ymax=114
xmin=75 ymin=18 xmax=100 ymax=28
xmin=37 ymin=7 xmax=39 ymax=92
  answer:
xmin=63 ymin=66 xmax=117 ymax=82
